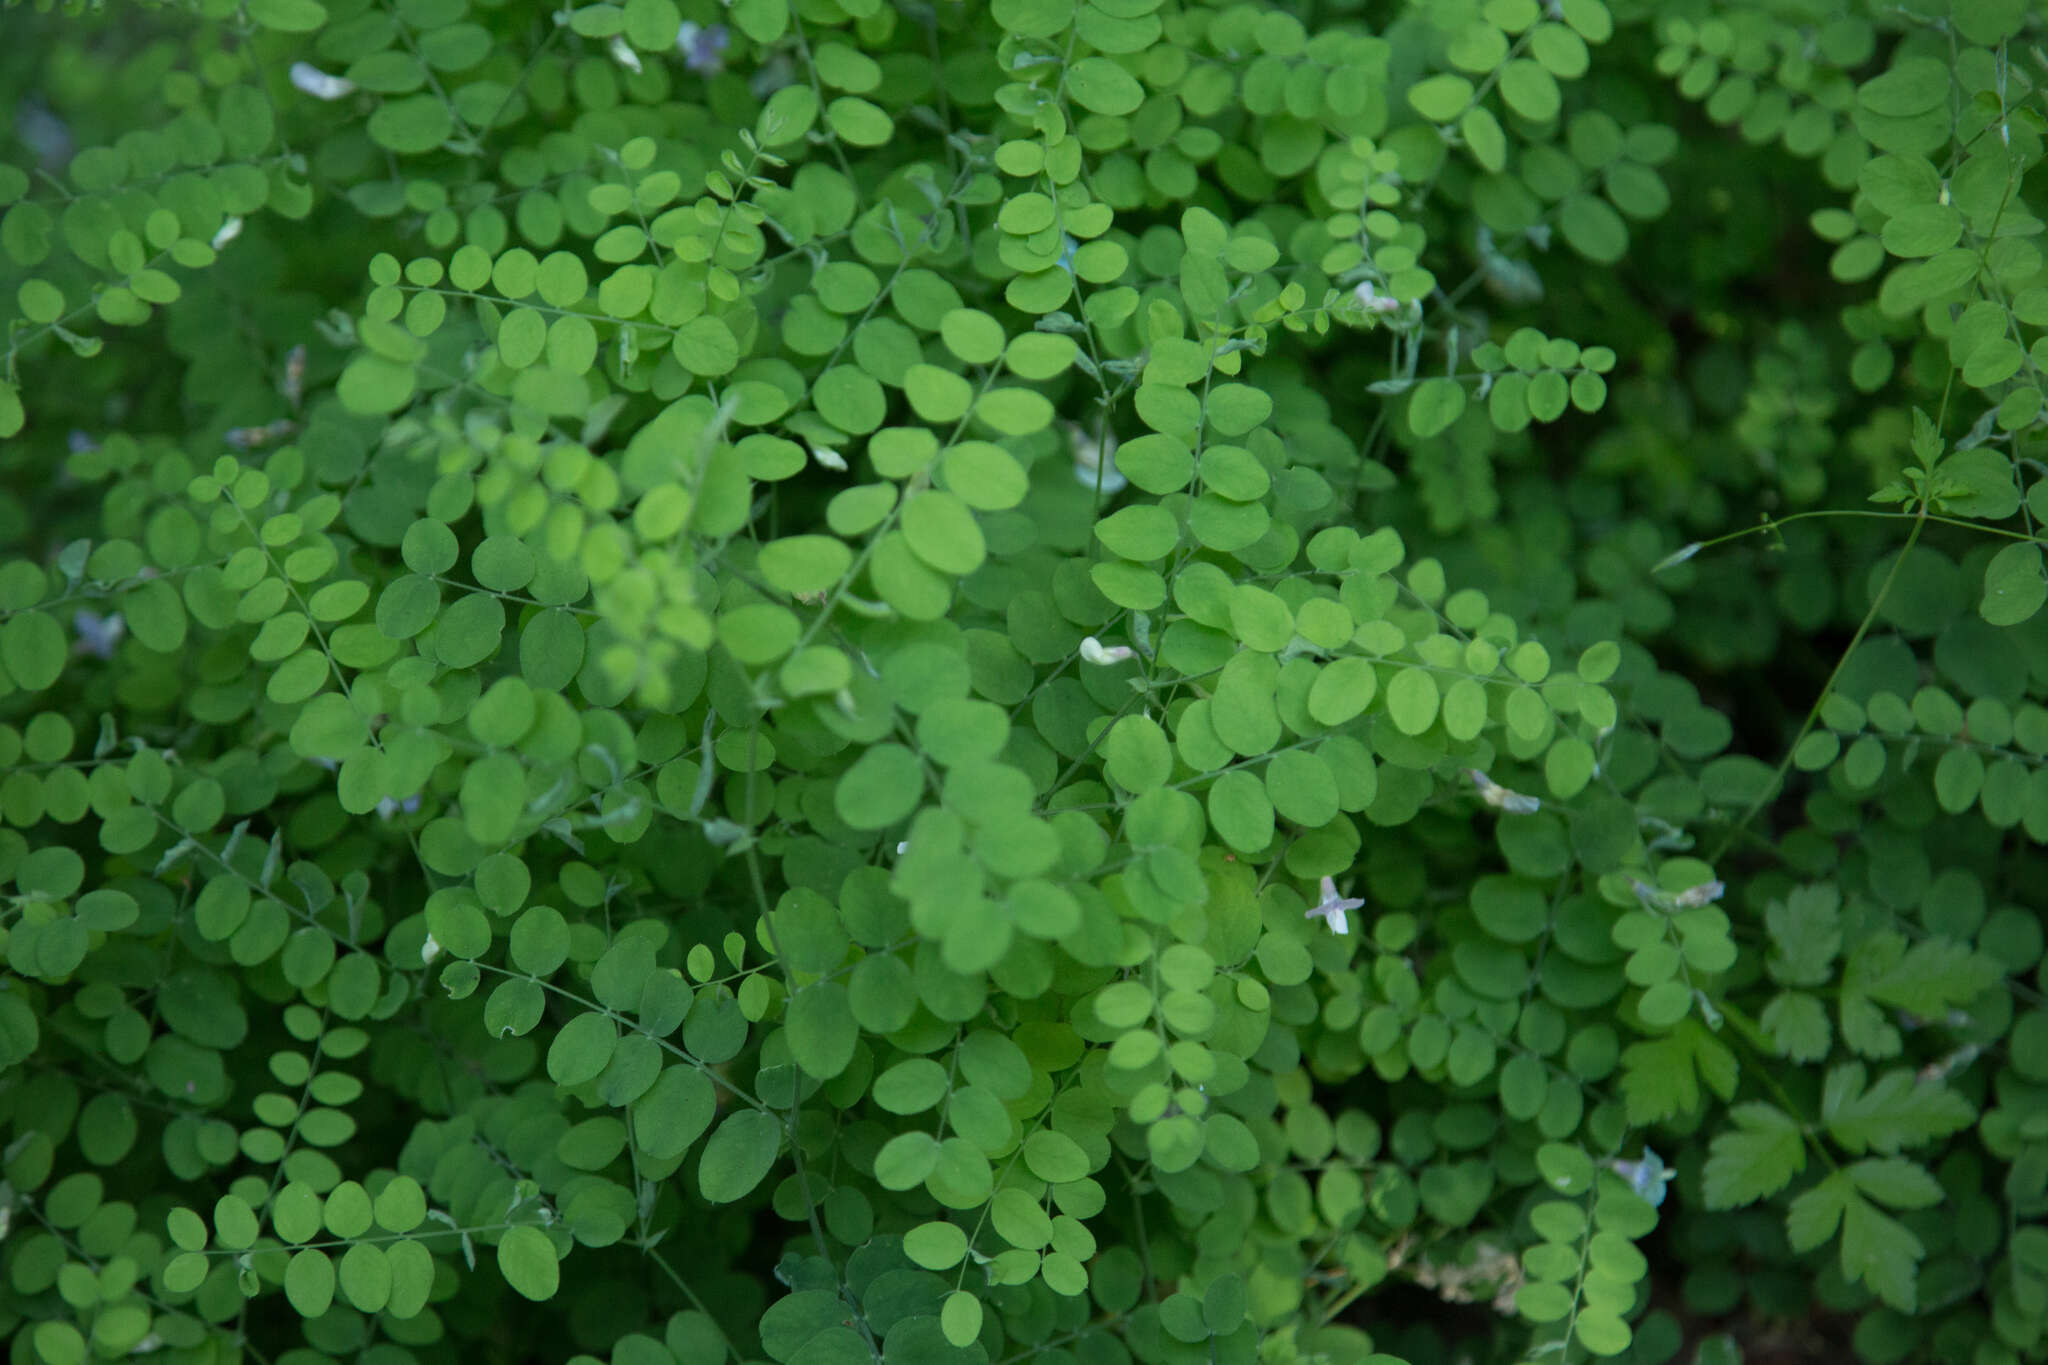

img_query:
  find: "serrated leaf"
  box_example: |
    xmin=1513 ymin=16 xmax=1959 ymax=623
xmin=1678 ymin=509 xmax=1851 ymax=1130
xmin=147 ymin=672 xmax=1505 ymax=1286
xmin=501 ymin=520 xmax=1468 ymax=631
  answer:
xmin=1703 ymin=1103 xmax=1806 ymax=1209
xmin=1821 ymin=1063 xmax=1975 ymax=1155
xmin=1764 ymin=883 xmax=1840 ymax=986
xmin=1846 ymin=1157 xmax=1943 ymax=1209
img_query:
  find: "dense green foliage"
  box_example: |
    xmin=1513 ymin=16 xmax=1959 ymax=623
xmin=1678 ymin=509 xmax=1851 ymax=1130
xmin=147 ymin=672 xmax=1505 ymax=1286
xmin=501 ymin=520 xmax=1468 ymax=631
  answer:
xmin=2 ymin=0 xmax=2047 ymax=1363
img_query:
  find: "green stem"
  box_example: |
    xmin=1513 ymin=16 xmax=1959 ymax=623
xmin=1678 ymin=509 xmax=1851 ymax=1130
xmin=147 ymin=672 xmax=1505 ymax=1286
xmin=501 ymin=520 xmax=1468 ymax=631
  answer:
xmin=1708 ymin=500 xmax=1930 ymax=862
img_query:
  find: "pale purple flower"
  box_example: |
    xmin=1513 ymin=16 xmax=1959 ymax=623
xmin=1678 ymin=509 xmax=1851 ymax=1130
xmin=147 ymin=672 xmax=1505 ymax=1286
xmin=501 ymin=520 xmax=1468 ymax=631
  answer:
xmin=16 ymin=99 xmax=73 ymax=172
xmin=73 ymin=610 xmax=124 ymax=660
xmin=1608 ymin=1148 xmax=1674 ymax=1207
xmin=1306 ymin=876 xmax=1364 ymax=936
xmin=676 ymin=21 xmax=730 ymax=75
xmin=67 ymin=431 xmax=98 ymax=454
xmin=376 ymin=794 xmax=422 ymax=821
xmin=1354 ymin=280 xmax=1400 ymax=315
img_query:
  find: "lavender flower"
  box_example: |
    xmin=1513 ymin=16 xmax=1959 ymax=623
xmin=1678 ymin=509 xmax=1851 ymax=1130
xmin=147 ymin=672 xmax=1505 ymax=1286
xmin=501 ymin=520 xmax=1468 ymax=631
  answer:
xmin=72 ymin=610 xmax=125 ymax=660
xmin=376 ymin=793 xmax=423 ymax=821
xmin=676 ymin=21 xmax=730 ymax=76
xmin=1608 ymin=1148 xmax=1675 ymax=1207
xmin=1354 ymin=280 xmax=1401 ymax=316
xmin=1306 ymin=876 xmax=1365 ymax=936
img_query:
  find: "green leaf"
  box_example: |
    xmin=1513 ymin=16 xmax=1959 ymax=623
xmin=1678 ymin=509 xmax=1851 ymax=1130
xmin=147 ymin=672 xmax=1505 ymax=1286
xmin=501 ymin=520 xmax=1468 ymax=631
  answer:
xmin=1386 ymin=668 xmax=1439 ymax=735
xmin=1940 ymin=448 xmax=2021 ymax=518
xmin=904 ymin=364 xmax=974 ymax=423
xmin=1703 ymin=1103 xmax=1806 ymax=1208
xmin=901 ymin=491 xmax=986 ymax=575
xmin=1023 ymin=1130 xmax=1090 ymax=1183
xmin=1067 ymin=57 xmax=1144 ymax=115
xmin=633 ymin=1066 xmax=717 ymax=1160
xmin=33 ymin=1324 xmax=86 ymax=1365
xmin=1408 ymin=378 xmax=1466 ymax=437
xmin=834 ymin=743 xmax=925 ymax=830
xmin=1981 ymin=541 xmax=2046 ymax=625
xmin=698 ymin=1110 xmax=783 ymax=1202
xmin=367 ymin=95 xmax=456 ymax=155
xmin=547 ymin=1012 xmax=618 ymax=1086
xmin=497 ymin=1226 xmax=560 ymax=1301
xmin=941 ymin=1291 xmax=984 ymax=1347
xmin=1409 ymin=73 xmax=1474 ymax=122
xmin=786 ymin=981 xmax=856 ymax=1079
xmin=1821 ymin=1063 xmax=1975 ymax=1155
xmin=213 ymin=1194 xmax=259 ymax=1249
xmin=905 ymin=1220 xmax=969 ymax=1269
xmin=1207 ymin=770 xmax=1275 ymax=853
xmin=674 ymin=317 xmax=740 ymax=376
xmin=249 ymin=0 xmax=327 ymax=27
xmin=824 ymin=96 xmax=893 ymax=145
xmin=1 ymin=610 xmax=65 ymax=691
xmin=285 ymin=1248 xmax=336 ymax=1316
xmin=1498 ymin=60 xmax=1561 ymax=121
xmin=1846 ymin=1157 xmax=1943 ymax=1209
xmin=1096 ymin=504 xmax=1179 ymax=562
xmin=338 ymin=355 xmax=417 ymax=415
xmin=1103 ymin=715 xmax=1172 ymax=792
xmin=339 ymin=1242 xmax=392 ymax=1312
xmin=1559 ymin=194 xmax=1628 ymax=264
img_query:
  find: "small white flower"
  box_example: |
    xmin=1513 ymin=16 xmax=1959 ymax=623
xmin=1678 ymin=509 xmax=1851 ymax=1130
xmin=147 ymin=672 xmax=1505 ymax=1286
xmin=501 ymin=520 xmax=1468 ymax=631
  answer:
xmin=1079 ymin=636 xmax=1135 ymax=666
xmin=608 ymin=35 xmax=643 ymax=74
xmin=210 ymin=217 xmax=244 ymax=250
xmin=895 ymin=841 xmax=911 ymax=856
xmin=288 ymin=62 xmax=355 ymax=101
xmin=1354 ymin=280 xmax=1401 ymax=316
xmin=811 ymin=444 xmax=847 ymax=472
xmin=1467 ymin=769 xmax=1540 ymax=814
xmin=420 ymin=934 xmax=442 ymax=966
xmin=1306 ymin=876 xmax=1365 ymax=936
xmin=1673 ymin=879 xmax=1726 ymax=909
